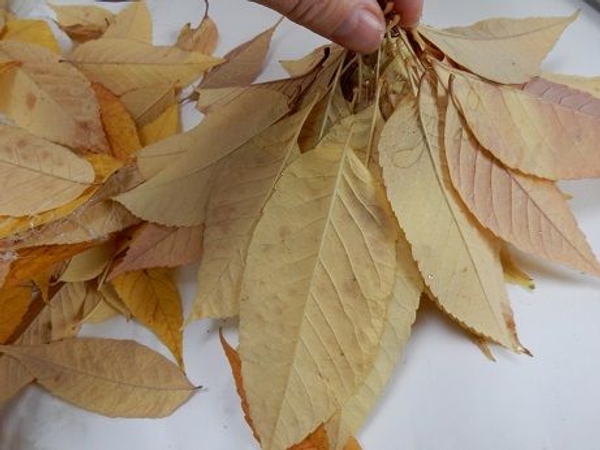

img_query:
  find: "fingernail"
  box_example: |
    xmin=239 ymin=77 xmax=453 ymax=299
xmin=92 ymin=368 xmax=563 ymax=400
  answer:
xmin=332 ymin=7 xmax=385 ymax=53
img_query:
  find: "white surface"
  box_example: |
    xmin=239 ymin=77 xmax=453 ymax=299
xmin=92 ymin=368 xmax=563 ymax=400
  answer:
xmin=2 ymin=1 xmax=600 ymax=449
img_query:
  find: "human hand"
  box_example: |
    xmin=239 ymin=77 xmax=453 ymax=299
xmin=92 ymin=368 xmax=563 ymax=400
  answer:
xmin=254 ymin=0 xmax=423 ymax=53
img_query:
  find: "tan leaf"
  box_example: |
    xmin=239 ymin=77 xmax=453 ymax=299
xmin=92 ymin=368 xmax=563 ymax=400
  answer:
xmin=451 ymin=72 xmax=600 ymax=179
xmin=189 ymin=106 xmax=312 ymax=321
xmin=112 ymin=269 xmax=184 ymax=367
xmin=176 ymin=9 xmax=219 ymax=55
xmin=0 ymin=154 xmax=122 ymax=240
xmin=444 ymin=99 xmax=600 ymax=276
xmin=378 ymin=78 xmax=521 ymax=350
xmin=24 ymin=200 xmax=138 ymax=247
xmin=115 ymin=89 xmax=290 ymax=226
xmin=120 ymin=84 xmax=178 ymax=127
xmin=80 ymin=290 xmax=120 ymax=325
xmin=239 ymin=135 xmax=397 ymax=450
xmin=0 ymin=41 xmax=110 ymax=153
xmin=524 ymin=76 xmax=600 ymax=117
xmin=199 ymin=19 xmax=281 ymax=89
xmin=280 ymin=45 xmax=333 ymax=78
xmin=500 ymin=247 xmax=535 ymax=291
xmin=0 ymin=354 xmax=31 ymax=402
xmin=109 ymin=223 xmax=203 ymax=279
xmin=0 ymin=126 xmax=94 ymax=216
xmin=0 ymin=59 xmax=18 ymax=74
xmin=0 ymin=337 xmax=196 ymax=417
xmin=1 ymin=19 xmax=60 ymax=54
xmin=418 ymin=13 xmax=577 ymax=84
xmin=139 ymin=103 xmax=180 ymax=146
xmin=541 ymin=72 xmax=600 ymax=98
xmin=0 ymin=286 xmax=31 ymax=344
xmin=50 ymin=4 xmax=115 ymax=42
xmin=326 ymin=236 xmax=423 ymax=450
xmin=103 ymin=2 xmax=151 ymax=42
xmin=68 ymin=38 xmax=222 ymax=96
xmin=92 ymin=82 xmax=142 ymax=162
xmin=99 ymin=283 xmax=131 ymax=320
xmin=60 ymin=243 xmax=114 ymax=283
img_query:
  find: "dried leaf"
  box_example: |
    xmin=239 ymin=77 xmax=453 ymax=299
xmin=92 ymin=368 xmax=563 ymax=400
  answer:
xmin=500 ymin=247 xmax=535 ymax=291
xmin=0 ymin=41 xmax=110 ymax=153
xmin=451 ymin=72 xmax=600 ymax=179
xmin=541 ymin=72 xmax=600 ymax=98
xmin=68 ymin=38 xmax=222 ymax=96
xmin=81 ymin=290 xmax=120 ymax=324
xmin=0 ymin=286 xmax=31 ymax=344
xmin=189 ymin=106 xmax=312 ymax=321
xmin=239 ymin=135 xmax=397 ymax=450
xmin=444 ymin=99 xmax=600 ymax=276
xmin=109 ymin=223 xmax=203 ymax=279
xmin=378 ymin=78 xmax=521 ymax=350
xmin=0 ymin=126 xmax=95 ymax=216
xmin=1 ymin=19 xmax=60 ymax=54
xmin=418 ymin=13 xmax=577 ymax=84
xmin=112 ymin=269 xmax=184 ymax=367
xmin=50 ymin=4 xmax=115 ymax=42
xmin=92 ymin=82 xmax=142 ymax=162
xmin=60 ymin=243 xmax=114 ymax=283
xmin=326 ymin=236 xmax=423 ymax=450
xmin=280 ymin=46 xmax=331 ymax=77
xmin=199 ymin=19 xmax=281 ymax=89
xmin=0 ymin=337 xmax=196 ymax=417
xmin=115 ymin=89 xmax=290 ymax=226
xmin=139 ymin=103 xmax=180 ymax=146
xmin=120 ymin=84 xmax=178 ymax=127
xmin=103 ymin=2 xmax=151 ymax=42
xmin=177 ymin=13 xmax=219 ymax=55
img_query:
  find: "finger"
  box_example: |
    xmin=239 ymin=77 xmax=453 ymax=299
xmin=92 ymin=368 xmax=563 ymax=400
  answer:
xmin=393 ymin=0 xmax=422 ymax=27
xmin=254 ymin=0 xmax=385 ymax=53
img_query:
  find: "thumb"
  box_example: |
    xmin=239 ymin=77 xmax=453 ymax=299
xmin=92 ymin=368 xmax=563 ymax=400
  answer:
xmin=254 ymin=0 xmax=385 ymax=53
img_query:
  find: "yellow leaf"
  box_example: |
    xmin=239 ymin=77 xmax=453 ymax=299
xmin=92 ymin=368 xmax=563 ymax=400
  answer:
xmin=199 ymin=19 xmax=280 ymax=88
xmin=500 ymin=247 xmax=535 ymax=291
xmin=378 ymin=78 xmax=522 ymax=351
xmin=68 ymin=38 xmax=222 ymax=96
xmin=0 ymin=41 xmax=110 ymax=153
xmin=120 ymin=84 xmax=178 ymax=127
xmin=176 ymin=13 xmax=219 ymax=55
xmin=0 ymin=126 xmax=95 ymax=216
xmin=115 ymin=89 xmax=290 ymax=226
xmin=112 ymin=269 xmax=184 ymax=368
xmin=0 ymin=59 xmax=18 ymax=74
xmin=0 ymin=153 xmax=122 ymax=239
xmin=418 ymin=13 xmax=577 ymax=84
xmin=451 ymin=72 xmax=600 ymax=179
xmin=92 ymin=82 xmax=142 ymax=162
xmin=103 ymin=2 xmax=152 ymax=42
xmin=239 ymin=133 xmax=397 ymax=450
xmin=60 ymin=243 xmax=114 ymax=283
xmin=139 ymin=103 xmax=181 ymax=146
xmin=280 ymin=45 xmax=333 ymax=78
xmin=444 ymin=99 xmax=600 ymax=276
xmin=189 ymin=105 xmax=312 ymax=321
xmin=0 ymin=286 xmax=31 ymax=344
xmin=326 ymin=236 xmax=423 ymax=450
xmin=1 ymin=19 xmax=60 ymax=54
xmin=81 ymin=292 xmax=120 ymax=325
xmin=0 ymin=337 xmax=196 ymax=417
xmin=50 ymin=4 xmax=115 ymax=42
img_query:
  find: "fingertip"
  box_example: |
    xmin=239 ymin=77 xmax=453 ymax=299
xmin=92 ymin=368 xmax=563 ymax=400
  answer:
xmin=331 ymin=3 xmax=385 ymax=53
xmin=393 ymin=0 xmax=423 ymax=28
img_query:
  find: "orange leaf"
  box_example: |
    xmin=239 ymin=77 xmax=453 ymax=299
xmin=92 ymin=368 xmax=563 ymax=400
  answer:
xmin=0 ymin=286 xmax=32 ymax=344
xmin=92 ymin=83 xmax=142 ymax=162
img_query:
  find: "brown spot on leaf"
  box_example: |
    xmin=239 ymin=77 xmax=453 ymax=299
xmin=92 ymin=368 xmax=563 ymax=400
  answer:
xmin=26 ymin=93 xmax=37 ymax=111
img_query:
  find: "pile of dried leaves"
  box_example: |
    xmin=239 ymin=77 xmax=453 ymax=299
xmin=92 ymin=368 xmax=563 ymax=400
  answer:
xmin=1 ymin=1 xmax=600 ymax=449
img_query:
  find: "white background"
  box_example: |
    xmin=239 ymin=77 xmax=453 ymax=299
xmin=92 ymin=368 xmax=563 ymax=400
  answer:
xmin=2 ymin=1 xmax=600 ymax=449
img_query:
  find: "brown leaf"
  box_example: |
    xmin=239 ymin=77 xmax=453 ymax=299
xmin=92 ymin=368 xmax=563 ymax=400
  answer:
xmin=176 ymin=4 xmax=219 ymax=55
xmin=109 ymin=223 xmax=203 ymax=279
xmin=445 ymin=99 xmax=600 ymax=276
xmin=0 ymin=337 xmax=196 ymax=417
xmin=0 ymin=41 xmax=110 ymax=153
xmin=50 ymin=4 xmax=115 ymax=42
xmin=0 ymin=286 xmax=31 ymax=344
xmin=60 ymin=243 xmax=114 ymax=283
xmin=92 ymin=82 xmax=142 ymax=162
xmin=450 ymin=72 xmax=600 ymax=180
xmin=120 ymin=84 xmax=178 ymax=127
xmin=198 ymin=18 xmax=281 ymax=88
xmin=111 ymin=269 xmax=184 ymax=367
